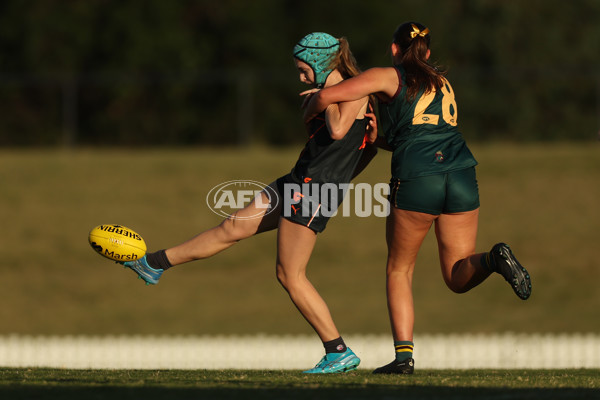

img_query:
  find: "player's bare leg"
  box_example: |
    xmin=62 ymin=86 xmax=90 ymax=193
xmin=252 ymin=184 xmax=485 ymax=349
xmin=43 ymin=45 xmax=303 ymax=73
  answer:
xmin=435 ymin=209 xmax=491 ymax=293
xmin=385 ymin=208 xmax=435 ymax=342
xmin=372 ymin=208 xmax=435 ymax=374
xmin=166 ymin=183 xmax=282 ymax=265
xmin=275 ymin=217 xmax=340 ymax=342
xmin=435 ymin=210 xmax=531 ymax=298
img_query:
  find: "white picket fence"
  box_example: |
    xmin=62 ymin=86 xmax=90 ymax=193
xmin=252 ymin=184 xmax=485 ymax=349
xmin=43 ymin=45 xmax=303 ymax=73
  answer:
xmin=0 ymin=333 xmax=598 ymax=370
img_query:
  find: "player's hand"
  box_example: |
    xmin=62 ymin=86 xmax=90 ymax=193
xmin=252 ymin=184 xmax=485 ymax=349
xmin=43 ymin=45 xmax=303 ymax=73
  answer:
xmin=300 ymin=88 xmax=320 ymax=110
xmin=365 ymin=104 xmax=378 ymax=144
xmin=300 ymin=88 xmax=320 ymax=97
xmin=301 ymin=88 xmax=324 ymax=123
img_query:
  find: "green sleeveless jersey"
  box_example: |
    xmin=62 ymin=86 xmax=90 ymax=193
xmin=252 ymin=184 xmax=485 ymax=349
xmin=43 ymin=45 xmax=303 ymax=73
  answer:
xmin=378 ymin=65 xmax=477 ymax=180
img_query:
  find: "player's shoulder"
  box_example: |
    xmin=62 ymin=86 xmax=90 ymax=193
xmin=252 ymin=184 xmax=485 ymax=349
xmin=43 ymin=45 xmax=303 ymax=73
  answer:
xmin=362 ymin=66 xmax=399 ymax=79
xmin=359 ymin=67 xmax=401 ymax=102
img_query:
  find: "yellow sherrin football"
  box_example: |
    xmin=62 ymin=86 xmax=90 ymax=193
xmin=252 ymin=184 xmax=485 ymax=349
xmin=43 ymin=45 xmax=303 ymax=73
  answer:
xmin=88 ymin=224 xmax=146 ymax=262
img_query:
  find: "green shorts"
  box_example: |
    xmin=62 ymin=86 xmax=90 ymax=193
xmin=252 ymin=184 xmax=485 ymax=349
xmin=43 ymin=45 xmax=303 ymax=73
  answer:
xmin=389 ymin=167 xmax=480 ymax=215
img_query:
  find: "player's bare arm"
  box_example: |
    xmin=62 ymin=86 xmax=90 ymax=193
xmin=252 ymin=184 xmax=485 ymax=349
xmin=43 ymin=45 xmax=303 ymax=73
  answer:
xmin=303 ymin=67 xmax=399 ymax=123
xmin=324 ymin=97 xmax=369 ymax=140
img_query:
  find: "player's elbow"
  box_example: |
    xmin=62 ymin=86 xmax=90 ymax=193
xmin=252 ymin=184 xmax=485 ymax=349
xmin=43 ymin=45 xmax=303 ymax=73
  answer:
xmin=314 ymin=90 xmax=327 ymax=107
xmin=328 ymin=126 xmax=346 ymax=140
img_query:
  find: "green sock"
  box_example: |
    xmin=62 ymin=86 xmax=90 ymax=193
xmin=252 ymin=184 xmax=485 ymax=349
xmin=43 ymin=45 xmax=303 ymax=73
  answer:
xmin=394 ymin=340 xmax=414 ymax=362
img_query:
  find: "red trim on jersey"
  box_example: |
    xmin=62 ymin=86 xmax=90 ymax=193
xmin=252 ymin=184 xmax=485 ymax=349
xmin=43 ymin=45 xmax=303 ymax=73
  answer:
xmin=390 ymin=66 xmax=403 ymax=100
xmin=310 ymin=119 xmax=326 ymax=139
xmin=359 ymin=133 xmax=368 ymax=149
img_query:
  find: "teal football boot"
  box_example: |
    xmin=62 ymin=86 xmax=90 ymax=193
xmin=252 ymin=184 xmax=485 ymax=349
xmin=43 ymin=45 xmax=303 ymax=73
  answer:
xmin=303 ymin=348 xmax=360 ymax=374
xmin=123 ymin=255 xmax=163 ymax=285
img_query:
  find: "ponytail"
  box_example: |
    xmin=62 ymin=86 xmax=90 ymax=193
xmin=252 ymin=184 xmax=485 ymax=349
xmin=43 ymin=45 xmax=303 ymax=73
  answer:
xmin=393 ymin=22 xmax=446 ymax=101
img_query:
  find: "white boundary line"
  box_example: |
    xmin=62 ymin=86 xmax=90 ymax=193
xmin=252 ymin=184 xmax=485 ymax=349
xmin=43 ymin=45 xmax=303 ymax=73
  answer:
xmin=1 ymin=333 xmax=599 ymax=370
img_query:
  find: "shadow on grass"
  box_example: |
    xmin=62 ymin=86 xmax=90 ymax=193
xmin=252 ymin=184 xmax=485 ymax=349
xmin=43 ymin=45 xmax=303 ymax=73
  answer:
xmin=1 ymin=385 xmax=598 ymax=400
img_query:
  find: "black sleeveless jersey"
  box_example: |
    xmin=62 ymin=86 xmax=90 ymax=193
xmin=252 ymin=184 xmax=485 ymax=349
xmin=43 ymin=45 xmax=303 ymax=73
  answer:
xmin=290 ymin=112 xmax=368 ymax=185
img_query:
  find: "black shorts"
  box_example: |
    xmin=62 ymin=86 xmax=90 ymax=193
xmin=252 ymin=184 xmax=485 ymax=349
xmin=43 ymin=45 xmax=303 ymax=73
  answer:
xmin=390 ymin=167 xmax=480 ymax=215
xmin=275 ymin=175 xmax=347 ymax=233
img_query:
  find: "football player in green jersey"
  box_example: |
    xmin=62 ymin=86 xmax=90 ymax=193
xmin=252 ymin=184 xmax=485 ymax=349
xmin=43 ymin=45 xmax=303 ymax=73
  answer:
xmin=303 ymin=22 xmax=532 ymax=374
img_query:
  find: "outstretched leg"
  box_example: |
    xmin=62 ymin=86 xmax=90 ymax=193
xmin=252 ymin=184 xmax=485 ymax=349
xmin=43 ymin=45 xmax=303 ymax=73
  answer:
xmin=166 ymin=183 xmax=282 ymax=266
xmin=123 ymin=183 xmax=282 ymax=284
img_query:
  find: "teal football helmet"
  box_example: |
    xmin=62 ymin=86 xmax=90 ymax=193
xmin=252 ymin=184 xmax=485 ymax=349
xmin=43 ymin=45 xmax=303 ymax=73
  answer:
xmin=293 ymin=32 xmax=340 ymax=88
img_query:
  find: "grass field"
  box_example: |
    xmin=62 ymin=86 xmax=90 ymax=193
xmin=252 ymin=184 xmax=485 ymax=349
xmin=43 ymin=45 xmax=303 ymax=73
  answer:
xmin=0 ymin=143 xmax=599 ymax=336
xmin=1 ymin=368 xmax=599 ymax=400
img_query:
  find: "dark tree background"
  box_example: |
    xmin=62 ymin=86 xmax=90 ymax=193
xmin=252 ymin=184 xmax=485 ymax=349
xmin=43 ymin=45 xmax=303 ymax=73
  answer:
xmin=0 ymin=0 xmax=598 ymax=146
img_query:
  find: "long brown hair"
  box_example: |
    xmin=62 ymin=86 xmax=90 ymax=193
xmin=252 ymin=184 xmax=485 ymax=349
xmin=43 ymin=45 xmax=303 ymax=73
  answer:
xmin=393 ymin=22 xmax=446 ymax=101
xmin=327 ymin=37 xmax=376 ymax=107
xmin=328 ymin=37 xmax=361 ymax=79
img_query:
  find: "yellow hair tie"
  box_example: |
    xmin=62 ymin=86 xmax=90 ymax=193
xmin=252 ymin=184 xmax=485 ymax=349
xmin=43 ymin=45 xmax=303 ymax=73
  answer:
xmin=410 ymin=24 xmax=430 ymax=39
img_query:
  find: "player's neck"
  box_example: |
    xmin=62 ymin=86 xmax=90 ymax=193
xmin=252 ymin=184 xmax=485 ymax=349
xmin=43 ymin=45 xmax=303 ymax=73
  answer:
xmin=323 ymin=70 xmax=343 ymax=88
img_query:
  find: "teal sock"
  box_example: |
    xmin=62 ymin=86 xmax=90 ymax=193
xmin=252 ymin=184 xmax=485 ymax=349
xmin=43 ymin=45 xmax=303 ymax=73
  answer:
xmin=394 ymin=340 xmax=414 ymax=362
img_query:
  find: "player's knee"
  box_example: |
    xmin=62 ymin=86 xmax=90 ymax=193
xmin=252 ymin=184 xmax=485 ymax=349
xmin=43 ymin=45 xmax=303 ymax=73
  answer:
xmin=442 ymin=260 xmax=472 ymax=293
xmin=219 ymin=214 xmax=253 ymax=241
xmin=445 ymin=280 xmax=468 ymax=294
xmin=386 ymin=264 xmax=413 ymax=278
xmin=275 ymin=264 xmax=302 ymax=292
xmin=442 ymin=273 xmax=469 ymax=293
xmin=275 ymin=264 xmax=289 ymax=289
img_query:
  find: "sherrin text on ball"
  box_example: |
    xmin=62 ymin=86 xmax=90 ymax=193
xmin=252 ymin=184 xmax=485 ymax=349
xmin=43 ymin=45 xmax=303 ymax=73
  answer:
xmin=88 ymin=224 xmax=146 ymax=261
